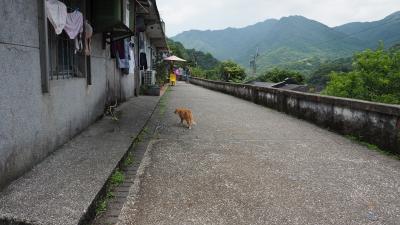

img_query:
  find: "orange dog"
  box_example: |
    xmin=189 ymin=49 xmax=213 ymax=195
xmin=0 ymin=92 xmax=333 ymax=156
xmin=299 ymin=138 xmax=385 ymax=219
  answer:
xmin=174 ymin=108 xmax=196 ymax=129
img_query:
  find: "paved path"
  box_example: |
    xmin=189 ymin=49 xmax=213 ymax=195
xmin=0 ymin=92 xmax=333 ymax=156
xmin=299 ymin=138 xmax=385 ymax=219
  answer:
xmin=118 ymin=82 xmax=400 ymax=225
xmin=0 ymin=96 xmax=161 ymax=225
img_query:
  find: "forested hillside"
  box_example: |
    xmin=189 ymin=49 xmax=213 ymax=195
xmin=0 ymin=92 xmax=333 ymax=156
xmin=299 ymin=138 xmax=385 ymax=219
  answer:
xmin=172 ymin=11 xmax=400 ymax=75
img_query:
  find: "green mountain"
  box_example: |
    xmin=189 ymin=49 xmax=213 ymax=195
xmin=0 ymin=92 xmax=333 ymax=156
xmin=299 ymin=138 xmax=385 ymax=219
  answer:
xmin=334 ymin=11 xmax=400 ymax=48
xmin=172 ymin=12 xmax=400 ymax=74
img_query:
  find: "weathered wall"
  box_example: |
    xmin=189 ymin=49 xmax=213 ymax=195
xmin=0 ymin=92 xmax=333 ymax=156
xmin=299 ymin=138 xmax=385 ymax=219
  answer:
xmin=0 ymin=0 xmax=135 ymax=189
xmin=190 ymin=78 xmax=400 ymax=154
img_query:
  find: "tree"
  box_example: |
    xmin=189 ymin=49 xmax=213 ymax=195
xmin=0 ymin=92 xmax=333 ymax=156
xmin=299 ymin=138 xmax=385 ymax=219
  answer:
xmin=324 ymin=45 xmax=400 ymax=104
xmin=258 ymin=68 xmax=305 ymax=84
xmin=218 ymin=61 xmax=246 ymax=82
xmin=307 ymin=58 xmax=352 ymax=89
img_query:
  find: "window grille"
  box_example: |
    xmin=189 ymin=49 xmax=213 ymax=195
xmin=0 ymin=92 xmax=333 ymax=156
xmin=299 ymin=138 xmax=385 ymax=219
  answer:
xmin=47 ymin=0 xmax=87 ymax=80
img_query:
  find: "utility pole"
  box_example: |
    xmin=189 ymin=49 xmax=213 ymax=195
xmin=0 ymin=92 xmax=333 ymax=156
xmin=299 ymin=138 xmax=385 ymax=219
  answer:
xmin=249 ymin=48 xmax=259 ymax=76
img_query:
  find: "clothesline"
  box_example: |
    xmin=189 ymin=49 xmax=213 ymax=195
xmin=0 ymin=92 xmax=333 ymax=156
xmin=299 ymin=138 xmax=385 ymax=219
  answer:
xmin=46 ymin=0 xmax=93 ymax=55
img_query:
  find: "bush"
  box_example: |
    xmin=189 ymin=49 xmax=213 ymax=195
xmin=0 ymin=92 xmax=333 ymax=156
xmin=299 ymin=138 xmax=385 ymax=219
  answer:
xmin=324 ymin=44 xmax=400 ymax=104
xmin=219 ymin=61 xmax=246 ymax=82
xmin=258 ymin=68 xmax=305 ymax=84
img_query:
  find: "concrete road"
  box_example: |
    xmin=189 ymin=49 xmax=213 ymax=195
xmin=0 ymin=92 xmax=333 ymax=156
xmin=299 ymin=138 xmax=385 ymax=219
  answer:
xmin=118 ymin=82 xmax=400 ymax=225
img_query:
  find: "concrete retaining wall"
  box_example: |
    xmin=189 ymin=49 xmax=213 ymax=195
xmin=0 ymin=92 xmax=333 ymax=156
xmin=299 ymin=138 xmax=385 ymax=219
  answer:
xmin=190 ymin=77 xmax=400 ymax=154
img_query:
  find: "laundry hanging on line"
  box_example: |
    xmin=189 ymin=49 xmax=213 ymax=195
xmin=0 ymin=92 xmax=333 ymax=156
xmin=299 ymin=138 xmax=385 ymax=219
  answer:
xmin=84 ymin=20 xmax=93 ymax=56
xmin=45 ymin=0 xmax=67 ymax=35
xmin=111 ymin=39 xmax=131 ymax=70
xmin=64 ymin=10 xmax=83 ymax=39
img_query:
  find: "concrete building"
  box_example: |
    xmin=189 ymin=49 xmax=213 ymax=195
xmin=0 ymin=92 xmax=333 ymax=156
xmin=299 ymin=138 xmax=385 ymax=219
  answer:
xmin=0 ymin=0 xmax=167 ymax=189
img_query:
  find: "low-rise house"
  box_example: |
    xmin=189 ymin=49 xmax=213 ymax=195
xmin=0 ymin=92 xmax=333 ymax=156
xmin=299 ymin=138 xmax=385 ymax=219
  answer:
xmin=0 ymin=0 xmax=167 ymax=189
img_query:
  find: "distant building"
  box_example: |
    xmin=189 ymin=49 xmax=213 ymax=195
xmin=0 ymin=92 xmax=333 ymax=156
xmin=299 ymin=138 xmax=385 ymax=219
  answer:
xmin=0 ymin=0 xmax=167 ymax=189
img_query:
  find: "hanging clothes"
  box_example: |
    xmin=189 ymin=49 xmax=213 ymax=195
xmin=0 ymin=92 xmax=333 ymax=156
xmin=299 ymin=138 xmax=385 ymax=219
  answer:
xmin=46 ymin=0 xmax=67 ymax=35
xmin=110 ymin=40 xmax=124 ymax=59
xmin=140 ymin=52 xmax=148 ymax=70
xmin=64 ymin=10 xmax=83 ymax=39
xmin=111 ymin=39 xmax=130 ymax=69
xmin=128 ymin=41 xmax=135 ymax=74
xmin=74 ymin=33 xmax=83 ymax=54
xmin=84 ymin=20 xmax=93 ymax=56
xmin=118 ymin=39 xmax=130 ymax=69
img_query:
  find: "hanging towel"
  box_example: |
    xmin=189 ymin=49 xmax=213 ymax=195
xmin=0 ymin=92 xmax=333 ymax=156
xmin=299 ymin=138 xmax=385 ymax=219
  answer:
xmin=64 ymin=10 xmax=83 ymax=39
xmin=46 ymin=0 xmax=67 ymax=35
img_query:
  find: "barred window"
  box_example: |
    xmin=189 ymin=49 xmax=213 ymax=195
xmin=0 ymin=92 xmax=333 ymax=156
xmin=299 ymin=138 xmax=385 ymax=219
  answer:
xmin=47 ymin=0 xmax=89 ymax=80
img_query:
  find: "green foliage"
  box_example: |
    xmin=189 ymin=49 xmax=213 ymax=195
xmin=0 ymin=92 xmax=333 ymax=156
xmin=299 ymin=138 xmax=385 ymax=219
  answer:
xmin=190 ymin=67 xmax=206 ymax=78
xmin=110 ymin=170 xmax=125 ymax=187
xmin=307 ymin=57 xmax=352 ymax=89
xmin=155 ymin=61 xmax=169 ymax=85
xmin=167 ymin=38 xmax=220 ymax=70
xmin=158 ymin=87 xmax=170 ymax=116
xmin=173 ymin=12 xmax=400 ymax=72
xmin=167 ymin=39 xmax=188 ymax=59
xmin=186 ymin=49 xmax=220 ymax=69
xmin=95 ymin=169 xmax=126 ymax=215
xmin=345 ymin=135 xmax=400 ymax=160
xmin=190 ymin=67 xmax=221 ymax=81
xmin=324 ymin=45 xmax=400 ymax=104
xmin=96 ymin=199 xmax=107 ymax=214
xmin=219 ymin=61 xmax=246 ymax=82
xmin=166 ymin=38 xmax=223 ymax=82
xmin=123 ymin=152 xmax=134 ymax=167
xmin=257 ymin=68 xmax=305 ymax=84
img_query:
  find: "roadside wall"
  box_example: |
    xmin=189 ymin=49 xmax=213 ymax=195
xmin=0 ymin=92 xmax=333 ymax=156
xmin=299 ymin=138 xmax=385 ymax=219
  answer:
xmin=190 ymin=78 xmax=400 ymax=154
xmin=0 ymin=1 xmax=135 ymax=189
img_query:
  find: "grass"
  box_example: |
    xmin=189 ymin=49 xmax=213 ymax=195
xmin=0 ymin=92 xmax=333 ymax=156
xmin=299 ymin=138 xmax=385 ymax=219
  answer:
xmin=95 ymin=89 xmax=171 ymax=217
xmin=346 ymin=135 xmax=400 ymax=160
xmin=158 ymin=87 xmax=171 ymax=116
xmin=123 ymin=152 xmax=134 ymax=167
xmin=95 ymin=169 xmax=126 ymax=215
xmin=110 ymin=170 xmax=125 ymax=187
xmin=95 ymin=200 xmax=107 ymax=214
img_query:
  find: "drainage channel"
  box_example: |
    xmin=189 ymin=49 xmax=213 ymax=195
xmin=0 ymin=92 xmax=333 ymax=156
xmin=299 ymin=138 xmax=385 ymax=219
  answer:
xmin=89 ymin=124 xmax=156 ymax=225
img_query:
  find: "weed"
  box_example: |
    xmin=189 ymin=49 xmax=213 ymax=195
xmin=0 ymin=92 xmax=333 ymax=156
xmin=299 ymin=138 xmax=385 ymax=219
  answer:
xmin=110 ymin=170 xmax=125 ymax=187
xmin=95 ymin=199 xmax=107 ymax=214
xmin=142 ymin=127 xmax=149 ymax=134
xmin=123 ymin=153 xmax=134 ymax=167
xmin=94 ymin=170 xmax=126 ymax=216
xmin=106 ymin=191 xmax=115 ymax=199
xmin=345 ymin=135 xmax=400 ymax=160
xmin=158 ymin=87 xmax=170 ymax=116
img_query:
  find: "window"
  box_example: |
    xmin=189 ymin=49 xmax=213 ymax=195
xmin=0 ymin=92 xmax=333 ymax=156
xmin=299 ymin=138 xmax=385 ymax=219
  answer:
xmin=38 ymin=0 xmax=94 ymax=92
xmin=48 ymin=27 xmax=84 ymax=79
xmin=45 ymin=0 xmax=91 ymax=81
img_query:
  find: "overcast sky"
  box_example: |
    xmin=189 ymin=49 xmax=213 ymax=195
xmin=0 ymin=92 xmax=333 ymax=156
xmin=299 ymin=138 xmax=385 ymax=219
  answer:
xmin=157 ymin=0 xmax=399 ymax=37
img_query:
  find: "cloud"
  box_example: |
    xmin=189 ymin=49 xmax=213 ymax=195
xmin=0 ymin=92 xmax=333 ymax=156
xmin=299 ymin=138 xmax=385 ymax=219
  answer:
xmin=157 ymin=0 xmax=400 ymax=37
